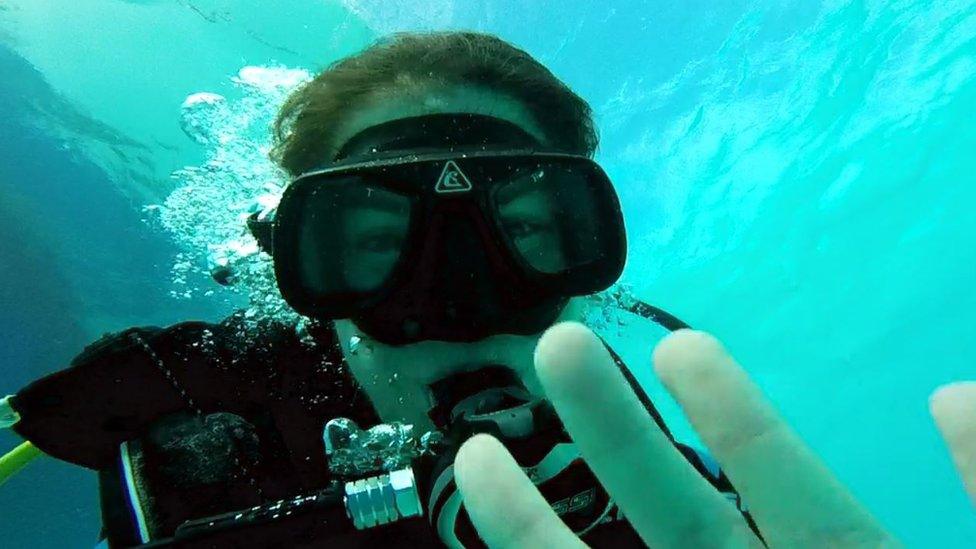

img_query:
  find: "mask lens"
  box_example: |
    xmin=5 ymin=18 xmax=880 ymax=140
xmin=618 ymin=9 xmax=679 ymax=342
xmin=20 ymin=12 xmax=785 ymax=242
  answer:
xmin=298 ymin=180 xmax=412 ymax=295
xmin=275 ymin=153 xmax=623 ymax=324
xmin=495 ymin=162 xmax=606 ymax=274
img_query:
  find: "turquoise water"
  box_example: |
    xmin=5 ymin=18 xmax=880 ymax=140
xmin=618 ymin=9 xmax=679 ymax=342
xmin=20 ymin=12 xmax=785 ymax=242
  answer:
xmin=1 ymin=0 xmax=975 ymax=546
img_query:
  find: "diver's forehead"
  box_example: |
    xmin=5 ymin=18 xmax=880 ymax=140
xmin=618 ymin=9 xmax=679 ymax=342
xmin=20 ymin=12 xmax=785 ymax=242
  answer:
xmin=328 ymin=85 xmax=549 ymax=157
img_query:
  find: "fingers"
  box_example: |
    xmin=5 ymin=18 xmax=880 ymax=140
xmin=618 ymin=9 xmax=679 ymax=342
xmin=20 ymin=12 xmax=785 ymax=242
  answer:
xmin=930 ymin=381 xmax=976 ymax=506
xmin=535 ymin=322 xmax=761 ymax=548
xmin=654 ymin=329 xmax=898 ymax=547
xmin=454 ymin=434 xmax=587 ymax=549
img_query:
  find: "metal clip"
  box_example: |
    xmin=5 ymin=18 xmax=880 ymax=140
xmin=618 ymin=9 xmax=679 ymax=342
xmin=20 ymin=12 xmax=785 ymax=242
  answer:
xmin=344 ymin=467 xmax=422 ymax=529
xmin=1 ymin=396 xmax=20 ymax=429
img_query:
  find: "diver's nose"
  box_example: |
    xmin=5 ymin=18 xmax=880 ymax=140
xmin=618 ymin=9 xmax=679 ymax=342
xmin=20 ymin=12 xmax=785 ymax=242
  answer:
xmin=432 ymin=214 xmax=502 ymax=317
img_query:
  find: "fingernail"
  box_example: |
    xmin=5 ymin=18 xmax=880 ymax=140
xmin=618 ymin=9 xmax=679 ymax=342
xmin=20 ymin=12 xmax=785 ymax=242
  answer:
xmin=652 ymin=329 xmax=725 ymax=386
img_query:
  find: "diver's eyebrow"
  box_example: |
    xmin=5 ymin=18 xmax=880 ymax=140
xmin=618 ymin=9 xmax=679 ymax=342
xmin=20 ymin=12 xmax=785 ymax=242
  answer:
xmin=497 ymin=181 xmax=549 ymax=206
xmin=498 ymin=191 xmax=555 ymax=222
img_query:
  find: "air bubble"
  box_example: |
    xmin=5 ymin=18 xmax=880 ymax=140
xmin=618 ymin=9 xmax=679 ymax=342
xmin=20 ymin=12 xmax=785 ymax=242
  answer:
xmin=163 ymin=66 xmax=312 ymax=327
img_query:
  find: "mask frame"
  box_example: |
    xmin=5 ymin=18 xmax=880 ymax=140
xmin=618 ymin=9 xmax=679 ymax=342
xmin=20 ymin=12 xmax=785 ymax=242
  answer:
xmin=269 ymin=150 xmax=627 ymax=328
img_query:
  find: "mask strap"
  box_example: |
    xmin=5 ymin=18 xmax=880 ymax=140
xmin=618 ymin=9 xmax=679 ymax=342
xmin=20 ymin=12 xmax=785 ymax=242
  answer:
xmin=622 ymin=300 xmax=691 ymax=331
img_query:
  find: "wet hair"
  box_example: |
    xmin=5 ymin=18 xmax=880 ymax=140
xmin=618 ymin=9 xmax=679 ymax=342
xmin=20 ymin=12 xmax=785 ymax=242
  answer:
xmin=270 ymin=31 xmax=598 ymax=176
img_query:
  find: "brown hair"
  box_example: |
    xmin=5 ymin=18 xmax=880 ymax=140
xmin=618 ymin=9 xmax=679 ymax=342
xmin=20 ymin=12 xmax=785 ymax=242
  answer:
xmin=271 ymin=31 xmax=598 ymax=176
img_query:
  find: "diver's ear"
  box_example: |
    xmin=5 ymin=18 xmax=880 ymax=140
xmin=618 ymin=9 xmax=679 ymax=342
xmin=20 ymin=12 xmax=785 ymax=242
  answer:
xmin=246 ymin=211 xmax=274 ymax=255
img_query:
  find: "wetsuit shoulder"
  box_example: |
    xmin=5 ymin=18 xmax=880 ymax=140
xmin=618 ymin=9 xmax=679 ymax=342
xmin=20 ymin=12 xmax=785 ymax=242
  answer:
xmin=10 ymin=315 xmax=274 ymax=469
xmin=71 ymin=325 xmax=164 ymax=364
xmin=89 ymin=316 xmax=375 ymax=545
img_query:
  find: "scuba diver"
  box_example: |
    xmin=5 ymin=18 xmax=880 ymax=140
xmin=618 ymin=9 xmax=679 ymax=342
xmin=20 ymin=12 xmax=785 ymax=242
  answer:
xmin=0 ymin=31 xmax=939 ymax=548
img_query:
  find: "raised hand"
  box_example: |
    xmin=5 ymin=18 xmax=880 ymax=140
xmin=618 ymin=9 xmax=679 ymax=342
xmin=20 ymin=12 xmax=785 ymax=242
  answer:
xmin=453 ymin=322 xmax=953 ymax=548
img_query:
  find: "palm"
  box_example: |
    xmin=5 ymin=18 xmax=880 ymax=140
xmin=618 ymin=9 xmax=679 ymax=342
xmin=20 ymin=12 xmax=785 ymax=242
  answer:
xmin=454 ymin=322 xmax=974 ymax=548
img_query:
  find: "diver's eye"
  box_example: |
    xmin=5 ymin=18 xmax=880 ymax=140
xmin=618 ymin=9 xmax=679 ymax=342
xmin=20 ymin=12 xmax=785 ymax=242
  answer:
xmin=356 ymin=231 xmax=404 ymax=253
xmin=504 ymin=220 xmax=546 ymax=239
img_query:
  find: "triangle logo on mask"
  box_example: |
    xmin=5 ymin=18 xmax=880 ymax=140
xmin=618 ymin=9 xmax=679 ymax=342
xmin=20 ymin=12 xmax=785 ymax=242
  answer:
xmin=434 ymin=160 xmax=474 ymax=193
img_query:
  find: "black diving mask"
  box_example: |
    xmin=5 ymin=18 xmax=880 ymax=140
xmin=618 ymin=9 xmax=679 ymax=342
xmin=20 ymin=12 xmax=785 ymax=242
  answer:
xmin=264 ymin=114 xmax=627 ymax=345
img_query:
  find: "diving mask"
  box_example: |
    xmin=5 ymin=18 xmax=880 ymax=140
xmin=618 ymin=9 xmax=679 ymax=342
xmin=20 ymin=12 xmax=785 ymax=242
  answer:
xmin=263 ymin=114 xmax=627 ymax=344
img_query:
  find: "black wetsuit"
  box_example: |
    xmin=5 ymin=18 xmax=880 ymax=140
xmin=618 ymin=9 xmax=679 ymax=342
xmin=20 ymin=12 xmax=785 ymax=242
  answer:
xmin=11 ymin=312 xmax=760 ymax=547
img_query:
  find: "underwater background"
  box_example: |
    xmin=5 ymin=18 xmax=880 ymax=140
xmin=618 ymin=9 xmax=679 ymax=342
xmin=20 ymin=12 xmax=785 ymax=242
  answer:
xmin=1 ymin=0 xmax=974 ymax=546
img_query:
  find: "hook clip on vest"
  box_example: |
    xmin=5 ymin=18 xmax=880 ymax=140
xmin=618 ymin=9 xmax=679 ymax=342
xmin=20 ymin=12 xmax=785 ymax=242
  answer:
xmin=0 ymin=396 xmax=19 ymax=429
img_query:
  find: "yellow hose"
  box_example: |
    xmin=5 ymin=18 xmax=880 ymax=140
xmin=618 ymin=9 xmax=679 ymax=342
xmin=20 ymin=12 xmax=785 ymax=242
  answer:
xmin=0 ymin=441 xmax=43 ymax=487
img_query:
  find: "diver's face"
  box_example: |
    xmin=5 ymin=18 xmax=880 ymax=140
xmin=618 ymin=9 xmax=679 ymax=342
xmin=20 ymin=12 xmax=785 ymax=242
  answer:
xmin=337 ymin=166 xmax=567 ymax=290
xmin=327 ymin=84 xmax=587 ymax=429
